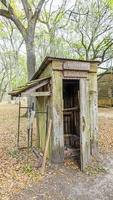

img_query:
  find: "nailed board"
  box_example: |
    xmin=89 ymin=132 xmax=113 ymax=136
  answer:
xmin=52 ymin=71 xmax=64 ymax=163
xmin=80 ymin=78 xmax=90 ymax=171
xmin=89 ymin=73 xmax=98 ymax=155
xmin=63 ymin=71 xmax=88 ymax=78
xmin=22 ymin=91 xmax=51 ymax=97
xmin=63 ymin=61 xmax=90 ymax=71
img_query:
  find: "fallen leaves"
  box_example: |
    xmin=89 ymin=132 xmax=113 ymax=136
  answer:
xmin=98 ymin=108 xmax=113 ymax=153
xmin=0 ymin=105 xmax=113 ymax=199
xmin=0 ymin=104 xmax=43 ymax=200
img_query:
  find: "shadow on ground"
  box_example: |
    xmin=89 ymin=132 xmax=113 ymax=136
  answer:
xmin=10 ymin=153 xmax=113 ymax=200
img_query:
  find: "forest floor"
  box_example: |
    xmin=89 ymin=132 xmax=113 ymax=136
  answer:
xmin=1 ymin=104 xmax=113 ymax=200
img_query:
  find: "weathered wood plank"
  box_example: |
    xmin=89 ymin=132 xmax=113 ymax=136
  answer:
xmin=21 ymin=79 xmax=49 ymax=95
xmin=90 ymin=63 xmax=97 ymax=73
xmin=63 ymin=106 xmax=79 ymax=111
xmin=51 ymin=64 xmax=64 ymax=163
xmin=63 ymin=61 xmax=90 ymax=71
xmin=52 ymin=61 xmax=63 ymax=70
xmin=22 ymin=91 xmax=51 ymax=97
xmin=63 ymin=71 xmax=88 ymax=78
xmin=89 ymin=71 xmax=98 ymax=155
xmin=80 ymin=78 xmax=90 ymax=171
xmin=36 ymin=97 xmax=47 ymax=151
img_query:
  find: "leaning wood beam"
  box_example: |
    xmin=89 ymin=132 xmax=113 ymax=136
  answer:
xmin=22 ymin=91 xmax=51 ymax=97
xmin=9 ymin=79 xmax=50 ymax=96
xmin=22 ymin=79 xmax=49 ymax=94
xmin=41 ymin=119 xmax=52 ymax=175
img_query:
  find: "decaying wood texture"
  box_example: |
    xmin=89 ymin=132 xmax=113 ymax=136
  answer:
xmin=34 ymin=62 xmax=52 ymax=159
xmin=22 ymin=91 xmax=51 ymax=97
xmin=21 ymin=79 xmax=50 ymax=96
xmin=89 ymin=68 xmax=98 ymax=155
xmin=37 ymin=63 xmax=52 ymax=79
xmin=63 ymin=61 xmax=90 ymax=71
xmin=63 ymin=106 xmax=79 ymax=111
xmin=63 ymin=71 xmax=88 ymax=78
xmin=52 ymin=62 xmax=64 ymax=163
xmin=41 ymin=119 xmax=52 ymax=175
xmin=9 ymin=78 xmax=50 ymax=96
xmin=37 ymin=97 xmax=47 ymax=151
xmin=80 ymin=78 xmax=90 ymax=171
xmin=9 ymin=57 xmax=99 ymax=170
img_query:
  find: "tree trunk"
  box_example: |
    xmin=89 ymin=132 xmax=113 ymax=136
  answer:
xmin=25 ymin=39 xmax=36 ymax=81
xmin=24 ymin=26 xmax=36 ymax=109
xmin=25 ymin=39 xmax=36 ymax=108
xmin=25 ymin=21 xmax=36 ymax=81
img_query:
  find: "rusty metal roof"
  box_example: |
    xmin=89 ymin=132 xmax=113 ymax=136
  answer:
xmin=31 ymin=56 xmax=101 ymax=80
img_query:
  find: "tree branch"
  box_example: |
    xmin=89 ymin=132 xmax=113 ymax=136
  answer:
xmin=21 ymin=0 xmax=33 ymax=20
xmin=0 ymin=7 xmax=26 ymax=39
xmin=0 ymin=0 xmax=7 ymax=7
xmin=79 ymin=30 xmax=87 ymax=50
xmin=101 ymin=42 xmax=113 ymax=62
xmin=10 ymin=15 xmax=26 ymax=38
xmin=0 ymin=9 xmax=11 ymax=19
xmin=33 ymin=0 xmax=45 ymax=21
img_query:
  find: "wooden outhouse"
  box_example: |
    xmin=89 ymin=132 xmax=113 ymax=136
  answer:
xmin=10 ymin=57 xmax=100 ymax=170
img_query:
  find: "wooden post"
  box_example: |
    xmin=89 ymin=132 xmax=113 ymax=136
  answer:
xmin=80 ymin=78 xmax=90 ymax=171
xmin=51 ymin=69 xmax=64 ymax=164
xmin=41 ymin=119 xmax=52 ymax=174
xmin=89 ymin=64 xmax=98 ymax=155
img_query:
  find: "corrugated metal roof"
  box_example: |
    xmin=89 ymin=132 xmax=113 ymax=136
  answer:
xmin=31 ymin=56 xmax=101 ymax=80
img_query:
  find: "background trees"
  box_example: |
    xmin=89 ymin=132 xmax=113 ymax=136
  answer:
xmin=0 ymin=0 xmax=46 ymax=80
xmin=0 ymin=0 xmax=113 ymax=101
xmin=0 ymin=18 xmax=26 ymax=101
xmin=63 ymin=0 xmax=113 ymax=62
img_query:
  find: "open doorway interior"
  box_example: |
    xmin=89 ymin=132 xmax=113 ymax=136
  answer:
xmin=63 ymin=79 xmax=80 ymax=165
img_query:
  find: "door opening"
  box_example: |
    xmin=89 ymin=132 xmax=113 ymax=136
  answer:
xmin=63 ymin=79 xmax=80 ymax=166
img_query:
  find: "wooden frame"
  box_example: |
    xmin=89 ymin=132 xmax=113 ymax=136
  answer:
xmin=22 ymin=91 xmax=51 ymax=97
xmin=80 ymin=78 xmax=90 ymax=171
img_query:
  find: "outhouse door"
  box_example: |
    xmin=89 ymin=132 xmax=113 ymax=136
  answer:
xmin=80 ymin=78 xmax=90 ymax=171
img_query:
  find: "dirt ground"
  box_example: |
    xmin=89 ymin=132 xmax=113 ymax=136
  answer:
xmin=1 ymin=104 xmax=113 ymax=200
